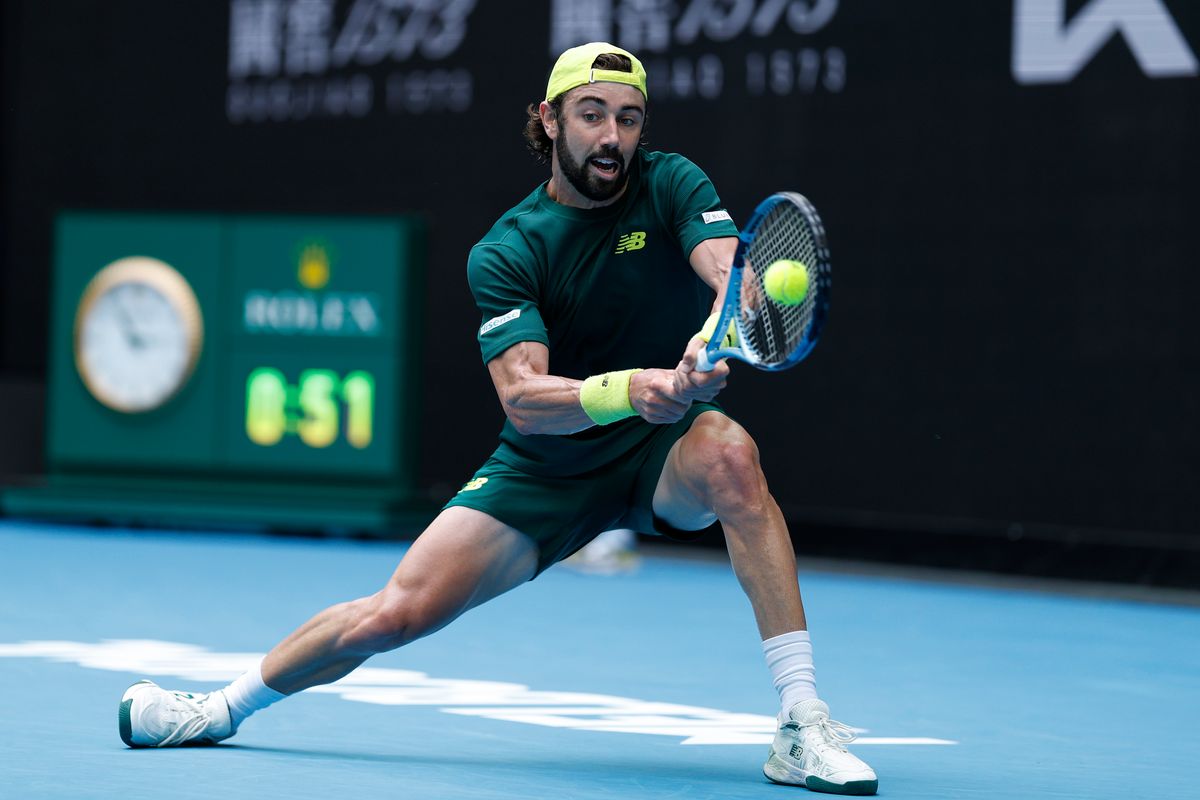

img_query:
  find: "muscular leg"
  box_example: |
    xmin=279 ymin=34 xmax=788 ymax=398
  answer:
xmin=262 ymin=506 xmax=538 ymax=694
xmin=655 ymin=413 xmax=878 ymax=793
xmin=652 ymin=411 xmax=806 ymax=639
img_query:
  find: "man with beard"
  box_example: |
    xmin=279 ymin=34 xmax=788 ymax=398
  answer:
xmin=118 ymin=42 xmax=877 ymax=796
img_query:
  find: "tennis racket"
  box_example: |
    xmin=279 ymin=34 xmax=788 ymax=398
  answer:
xmin=695 ymin=192 xmax=831 ymax=372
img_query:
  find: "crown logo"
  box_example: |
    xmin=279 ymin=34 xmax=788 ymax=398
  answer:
xmin=298 ymin=242 xmax=331 ymax=290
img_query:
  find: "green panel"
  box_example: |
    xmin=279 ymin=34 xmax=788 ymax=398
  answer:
xmin=226 ymin=217 xmax=404 ymax=351
xmin=41 ymin=212 xmax=424 ymax=525
xmin=47 ymin=214 xmax=225 ymax=471
xmin=218 ymin=215 xmax=419 ymax=485
xmin=222 ymin=351 xmax=402 ymax=480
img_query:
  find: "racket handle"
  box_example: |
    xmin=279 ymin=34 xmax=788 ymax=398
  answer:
xmin=695 ymin=346 xmax=717 ymax=373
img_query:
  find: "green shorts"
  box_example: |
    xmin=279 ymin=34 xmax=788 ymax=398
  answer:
xmin=443 ymin=404 xmax=724 ymax=576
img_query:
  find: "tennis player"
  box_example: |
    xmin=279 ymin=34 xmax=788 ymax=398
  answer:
xmin=118 ymin=42 xmax=877 ymax=795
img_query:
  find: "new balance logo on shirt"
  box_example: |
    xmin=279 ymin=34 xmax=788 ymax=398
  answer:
xmin=615 ymin=231 xmax=647 ymax=254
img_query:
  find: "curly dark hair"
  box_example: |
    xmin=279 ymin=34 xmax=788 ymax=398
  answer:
xmin=523 ymin=52 xmax=647 ymax=163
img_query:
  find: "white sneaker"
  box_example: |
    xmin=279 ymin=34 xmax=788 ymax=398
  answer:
xmin=561 ymin=529 xmax=641 ymax=575
xmin=763 ymin=699 xmax=878 ymax=795
xmin=119 ymin=680 xmax=235 ymax=748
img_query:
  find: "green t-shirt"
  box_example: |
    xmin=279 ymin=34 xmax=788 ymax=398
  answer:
xmin=467 ymin=148 xmax=739 ymax=476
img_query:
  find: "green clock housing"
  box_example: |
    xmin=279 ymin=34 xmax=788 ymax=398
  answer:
xmin=6 ymin=212 xmax=428 ymax=532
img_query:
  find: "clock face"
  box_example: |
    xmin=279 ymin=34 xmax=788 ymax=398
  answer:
xmin=75 ymin=257 xmax=203 ymax=413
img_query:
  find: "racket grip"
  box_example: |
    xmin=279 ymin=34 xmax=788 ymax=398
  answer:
xmin=695 ymin=347 xmax=716 ymax=373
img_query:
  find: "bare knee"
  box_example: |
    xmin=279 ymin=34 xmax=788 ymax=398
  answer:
xmin=685 ymin=415 xmax=768 ymax=512
xmin=339 ymin=585 xmax=456 ymax=655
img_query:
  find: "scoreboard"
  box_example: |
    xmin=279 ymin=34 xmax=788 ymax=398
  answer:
xmin=23 ymin=212 xmax=427 ymax=531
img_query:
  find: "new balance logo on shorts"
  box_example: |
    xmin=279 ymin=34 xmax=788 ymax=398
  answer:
xmin=615 ymin=231 xmax=646 ymax=254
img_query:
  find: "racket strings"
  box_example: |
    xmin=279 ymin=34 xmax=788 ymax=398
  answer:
xmin=741 ymin=203 xmax=820 ymax=365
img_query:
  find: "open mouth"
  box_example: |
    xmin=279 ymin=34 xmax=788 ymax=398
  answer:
xmin=589 ymin=157 xmax=620 ymax=178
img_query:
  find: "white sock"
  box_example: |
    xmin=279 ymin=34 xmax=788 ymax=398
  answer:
xmin=763 ymin=630 xmax=817 ymax=715
xmin=221 ymin=658 xmax=287 ymax=729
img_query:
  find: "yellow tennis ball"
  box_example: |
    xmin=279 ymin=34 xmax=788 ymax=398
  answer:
xmin=763 ymin=259 xmax=809 ymax=306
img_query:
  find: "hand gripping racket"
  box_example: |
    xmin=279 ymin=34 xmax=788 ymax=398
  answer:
xmin=695 ymin=192 xmax=831 ymax=372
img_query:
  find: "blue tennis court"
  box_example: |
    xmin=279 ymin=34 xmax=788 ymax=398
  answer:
xmin=1 ymin=519 xmax=1196 ymax=799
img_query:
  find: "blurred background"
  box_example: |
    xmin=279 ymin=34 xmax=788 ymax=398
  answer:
xmin=1 ymin=1 xmax=1197 ymax=586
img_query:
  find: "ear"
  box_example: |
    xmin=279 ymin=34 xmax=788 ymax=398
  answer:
xmin=539 ymin=100 xmax=559 ymax=141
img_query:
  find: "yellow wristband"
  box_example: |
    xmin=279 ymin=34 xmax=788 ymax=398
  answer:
xmin=579 ymin=369 xmax=643 ymax=426
xmin=696 ymin=312 xmax=738 ymax=348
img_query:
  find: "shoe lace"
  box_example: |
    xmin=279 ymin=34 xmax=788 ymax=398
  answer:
xmin=801 ymin=715 xmax=857 ymax=752
xmin=159 ymin=693 xmax=214 ymax=745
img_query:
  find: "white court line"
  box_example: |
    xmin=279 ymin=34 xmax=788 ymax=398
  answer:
xmin=0 ymin=639 xmax=957 ymax=746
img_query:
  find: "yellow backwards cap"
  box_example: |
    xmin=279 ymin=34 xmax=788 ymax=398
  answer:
xmin=545 ymin=42 xmax=648 ymax=102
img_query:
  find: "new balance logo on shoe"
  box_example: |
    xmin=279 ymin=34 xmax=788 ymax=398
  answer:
xmin=790 ymin=743 xmax=804 ymax=760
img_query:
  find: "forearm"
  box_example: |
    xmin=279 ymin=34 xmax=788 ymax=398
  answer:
xmin=489 ymin=342 xmax=696 ymax=434
xmin=502 ymin=373 xmax=594 ymax=435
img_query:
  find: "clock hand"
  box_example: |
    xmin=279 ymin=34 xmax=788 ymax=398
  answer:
xmin=115 ymin=296 xmax=145 ymax=349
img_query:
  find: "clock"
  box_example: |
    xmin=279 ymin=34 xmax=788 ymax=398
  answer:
xmin=73 ymin=256 xmax=205 ymax=413
xmin=25 ymin=213 xmax=426 ymax=532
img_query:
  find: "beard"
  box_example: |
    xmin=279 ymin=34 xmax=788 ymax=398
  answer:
xmin=555 ymin=123 xmax=629 ymax=202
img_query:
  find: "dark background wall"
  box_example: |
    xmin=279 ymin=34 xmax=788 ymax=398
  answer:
xmin=2 ymin=2 xmax=1198 ymax=574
